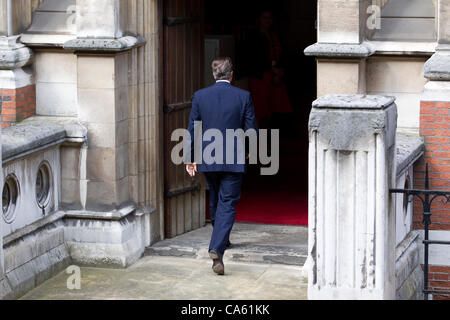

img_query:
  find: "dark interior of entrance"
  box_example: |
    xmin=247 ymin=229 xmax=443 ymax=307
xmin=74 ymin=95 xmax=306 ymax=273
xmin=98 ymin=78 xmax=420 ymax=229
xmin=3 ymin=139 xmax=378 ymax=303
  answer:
xmin=204 ymin=0 xmax=317 ymax=226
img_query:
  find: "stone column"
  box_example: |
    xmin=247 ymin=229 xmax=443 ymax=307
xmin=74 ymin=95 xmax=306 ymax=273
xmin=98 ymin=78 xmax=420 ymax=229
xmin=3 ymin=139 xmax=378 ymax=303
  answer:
xmin=0 ymin=36 xmax=35 ymax=128
xmin=305 ymin=0 xmax=374 ymax=96
xmin=0 ymin=0 xmax=36 ymax=128
xmin=423 ymin=0 xmax=450 ymax=82
xmin=417 ymin=0 xmax=450 ymax=218
xmin=65 ymin=1 xmax=144 ymax=212
xmin=414 ymin=1 xmax=450 ymax=297
xmin=61 ymin=1 xmax=153 ymax=268
xmin=0 ymin=0 xmax=38 ymax=37
xmin=75 ymin=53 xmax=130 ymax=211
xmin=308 ymin=94 xmax=398 ymax=300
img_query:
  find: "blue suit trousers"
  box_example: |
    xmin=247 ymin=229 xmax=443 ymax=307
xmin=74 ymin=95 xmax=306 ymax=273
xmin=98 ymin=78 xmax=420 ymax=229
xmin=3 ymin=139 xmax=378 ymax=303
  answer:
xmin=205 ymin=172 xmax=243 ymax=255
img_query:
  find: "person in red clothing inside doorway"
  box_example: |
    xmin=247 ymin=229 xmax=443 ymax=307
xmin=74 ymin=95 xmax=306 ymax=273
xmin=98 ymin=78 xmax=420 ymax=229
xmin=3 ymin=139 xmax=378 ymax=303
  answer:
xmin=247 ymin=9 xmax=294 ymax=129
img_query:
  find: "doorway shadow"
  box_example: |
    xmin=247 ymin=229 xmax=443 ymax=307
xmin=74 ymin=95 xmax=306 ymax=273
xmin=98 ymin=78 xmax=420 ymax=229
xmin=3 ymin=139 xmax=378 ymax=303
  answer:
xmin=204 ymin=0 xmax=317 ymax=227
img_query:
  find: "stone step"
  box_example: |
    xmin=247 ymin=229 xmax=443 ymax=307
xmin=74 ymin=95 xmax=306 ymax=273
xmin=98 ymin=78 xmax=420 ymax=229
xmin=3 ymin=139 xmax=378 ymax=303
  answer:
xmin=145 ymin=223 xmax=308 ymax=267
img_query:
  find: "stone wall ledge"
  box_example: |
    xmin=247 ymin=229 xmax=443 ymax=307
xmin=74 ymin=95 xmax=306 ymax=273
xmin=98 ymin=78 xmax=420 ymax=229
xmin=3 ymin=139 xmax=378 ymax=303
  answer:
xmin=312 ymin=94 xmax=395 ymax=110
xmin=20 ymin=34 xmax=77 ymax=48
xmin=3 ymin=211 xmax=66 ymax=247
xmin=4 ymin=205 xmax=156 ymax=247
xmin=64 ymin=205 xmax=156 ymax=221
xmin=367 ymin=40 xmax=436 ymax=57
xmin=396 ymin=134 xmax=425 ymax=178
xmin=65 ymin=203 xmax=138 ymax=221
xmin=63 ymin=35 xmax=146 ymax=53
xmin=2 ymin=116 xmax=87 ymax=164
xmin=395 ymin=230 xmax=423 ymax=300
xmin=304 ymin=42 xmax=375 ymax=58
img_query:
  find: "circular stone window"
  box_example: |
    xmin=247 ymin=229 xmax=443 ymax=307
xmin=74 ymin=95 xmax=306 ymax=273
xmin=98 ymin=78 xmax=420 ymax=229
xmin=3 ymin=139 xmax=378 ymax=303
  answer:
xmin=36 ymin=163 xmax=52 ymax=209
xmin=2 ymin=174 xmax=19 ymax=224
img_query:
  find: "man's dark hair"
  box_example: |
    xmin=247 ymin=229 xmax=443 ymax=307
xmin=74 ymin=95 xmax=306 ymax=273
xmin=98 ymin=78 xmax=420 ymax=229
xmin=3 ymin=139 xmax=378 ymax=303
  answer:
xmin=212 ymin=57 xmax=234 ymax=81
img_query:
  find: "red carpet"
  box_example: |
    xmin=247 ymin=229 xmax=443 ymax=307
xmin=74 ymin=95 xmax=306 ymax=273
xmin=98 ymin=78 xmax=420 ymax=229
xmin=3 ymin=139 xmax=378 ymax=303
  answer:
xmin=205 ymin=131 xmax=310 ymax=226
xmin=236 ymin=188 xmax=308 ymax=226
xmin=206 ymin=188 xmax=308 ymax=226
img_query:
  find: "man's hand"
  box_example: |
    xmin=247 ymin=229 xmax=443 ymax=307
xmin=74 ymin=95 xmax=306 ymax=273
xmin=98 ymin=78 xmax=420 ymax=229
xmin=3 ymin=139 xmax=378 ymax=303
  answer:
xmin=186 ymin=163 xmax=198 ymax=177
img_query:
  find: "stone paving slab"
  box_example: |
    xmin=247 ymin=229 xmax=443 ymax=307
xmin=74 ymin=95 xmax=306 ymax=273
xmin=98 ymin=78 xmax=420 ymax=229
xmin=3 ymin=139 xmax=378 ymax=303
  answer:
xmin=20 ymin=256 xmax=308 ymax=300
xmin=145 ymin=223 xmax=308 ymax=266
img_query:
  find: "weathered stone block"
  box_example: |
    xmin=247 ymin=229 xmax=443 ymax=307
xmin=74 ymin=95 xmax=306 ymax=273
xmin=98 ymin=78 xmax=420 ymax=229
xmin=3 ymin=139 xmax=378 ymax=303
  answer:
xmin=65 ymin=213 xmax=149 ymax=268
xmin=76 ymin=0 xmax=124 ymax=39
xmin=61 ymin=179 xmax=82 ymax=209
xmin=317 ymin=60 xmax=366 ymax=97
xmin=77 ymin=88 xmax=116 ymax=123
xmin=77 ymin=56 xmax=116 ymax=89
xmin=318 ymin=0 xmax=363 ymax=43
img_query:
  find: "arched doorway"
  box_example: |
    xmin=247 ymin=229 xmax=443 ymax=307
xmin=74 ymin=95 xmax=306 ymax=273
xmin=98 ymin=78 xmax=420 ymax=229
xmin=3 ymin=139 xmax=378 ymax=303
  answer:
xmin=162 ymin=0 xmax=317 ymax=238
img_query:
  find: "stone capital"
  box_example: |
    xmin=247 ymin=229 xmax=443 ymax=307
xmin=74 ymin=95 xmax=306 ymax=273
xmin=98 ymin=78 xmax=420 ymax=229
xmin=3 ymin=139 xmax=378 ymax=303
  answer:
xmin=423 ymin=45 xmax=450 ymax=81
xmin=310 ymin=94 xmax=397 ymax=150
xmin=0 ymin=36 xmax=33 ymax=70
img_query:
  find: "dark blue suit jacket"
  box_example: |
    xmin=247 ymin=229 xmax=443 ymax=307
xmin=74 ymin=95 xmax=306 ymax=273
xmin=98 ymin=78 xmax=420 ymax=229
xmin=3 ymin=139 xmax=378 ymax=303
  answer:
xmin=187 ymin=81 xmax=258 ymax=173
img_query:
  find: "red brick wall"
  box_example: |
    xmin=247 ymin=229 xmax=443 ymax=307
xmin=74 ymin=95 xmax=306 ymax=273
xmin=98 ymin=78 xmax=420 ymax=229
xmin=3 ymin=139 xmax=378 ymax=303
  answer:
xmin=415 ymin=100 xmax=450 ymax=300
xmin=0 ymin=85 xmax=36 ymax=128
xmin=427 ymin=265 xmax=450 ymax=300
xmin=414 ymin=101 xmax=450 ymax=231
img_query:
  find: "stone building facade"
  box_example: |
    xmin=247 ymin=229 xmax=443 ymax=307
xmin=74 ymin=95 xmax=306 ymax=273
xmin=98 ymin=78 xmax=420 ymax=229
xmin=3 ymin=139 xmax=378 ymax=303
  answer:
xmin=0 ymin=0 xmax=449 ymax=300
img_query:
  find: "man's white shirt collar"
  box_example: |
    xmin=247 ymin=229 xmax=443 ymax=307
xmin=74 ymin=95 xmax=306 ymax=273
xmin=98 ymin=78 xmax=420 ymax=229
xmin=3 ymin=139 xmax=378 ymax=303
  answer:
xmin=216 ymin=80 xmax=230 ymax=84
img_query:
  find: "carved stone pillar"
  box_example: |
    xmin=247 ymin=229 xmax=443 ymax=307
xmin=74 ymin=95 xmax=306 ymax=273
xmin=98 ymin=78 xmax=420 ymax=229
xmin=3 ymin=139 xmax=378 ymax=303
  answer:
xmin=308 ymin=94 xmax=398 ymax=299
xmin=61 ymin=1 xmax=152 ymax=268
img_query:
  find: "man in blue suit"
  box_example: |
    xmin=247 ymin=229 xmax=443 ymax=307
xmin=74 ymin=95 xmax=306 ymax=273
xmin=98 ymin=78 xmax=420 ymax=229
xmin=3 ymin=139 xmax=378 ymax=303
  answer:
xmin=186 ymin=57 xmax=258 ymax=275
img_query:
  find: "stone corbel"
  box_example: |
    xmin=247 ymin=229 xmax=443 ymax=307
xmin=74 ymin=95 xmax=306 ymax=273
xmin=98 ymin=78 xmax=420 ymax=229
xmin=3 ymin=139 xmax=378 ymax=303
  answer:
xmin=304 ymin=42 xmax=375 ymax=59
xmin=0 ymin=36 xmax=33 ymax=70
xmin=64 ymin=35 xmax=146 ymax=53
xmin=423 ymin=44 xmax=450 ymax=81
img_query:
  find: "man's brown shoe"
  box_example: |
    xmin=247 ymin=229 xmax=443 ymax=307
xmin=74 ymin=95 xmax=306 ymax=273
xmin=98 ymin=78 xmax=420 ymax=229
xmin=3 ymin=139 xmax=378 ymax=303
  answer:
xmin=209 ymin=250 xmax=225 ymax=276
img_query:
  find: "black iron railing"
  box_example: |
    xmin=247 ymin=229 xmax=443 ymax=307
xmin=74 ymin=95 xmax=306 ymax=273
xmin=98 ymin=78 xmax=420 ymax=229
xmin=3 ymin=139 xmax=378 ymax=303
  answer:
xmin=391 ymin=164 xmax=450 ymax=300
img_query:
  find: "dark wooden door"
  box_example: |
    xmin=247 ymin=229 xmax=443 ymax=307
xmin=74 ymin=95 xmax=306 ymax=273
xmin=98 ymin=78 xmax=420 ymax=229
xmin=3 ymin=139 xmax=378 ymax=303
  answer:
xmin=163 ymin=0 xmax=205 ymax=238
